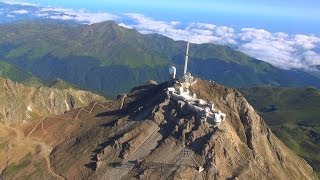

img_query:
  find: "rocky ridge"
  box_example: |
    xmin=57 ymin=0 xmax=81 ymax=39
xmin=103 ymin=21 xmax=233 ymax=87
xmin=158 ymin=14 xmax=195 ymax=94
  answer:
xmin=0 ymin=79 xmax=317 ymax=179
xmin=0 ymin=77 xmax=106 ymax=124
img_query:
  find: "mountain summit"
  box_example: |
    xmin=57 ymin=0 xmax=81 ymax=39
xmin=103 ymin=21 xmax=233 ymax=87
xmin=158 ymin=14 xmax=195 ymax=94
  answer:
xmin=2 ymin=78 xmax=316 ymax=179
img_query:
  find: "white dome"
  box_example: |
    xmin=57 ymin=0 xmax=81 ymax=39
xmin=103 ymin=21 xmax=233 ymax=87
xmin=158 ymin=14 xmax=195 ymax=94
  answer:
xmin=169 ymin=66 xmax=176 ymax=74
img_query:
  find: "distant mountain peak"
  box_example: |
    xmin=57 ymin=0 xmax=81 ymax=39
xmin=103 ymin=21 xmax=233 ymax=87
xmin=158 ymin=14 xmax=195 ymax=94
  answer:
xmin=90 ymin=20 xmax=120 ymax=31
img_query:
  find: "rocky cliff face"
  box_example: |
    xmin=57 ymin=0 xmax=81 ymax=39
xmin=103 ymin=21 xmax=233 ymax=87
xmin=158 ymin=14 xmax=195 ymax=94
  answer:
xmin=0 ymin=79 xmax=317 ymax=179
xmin=0 ymin=77 xmax=106 ymax=124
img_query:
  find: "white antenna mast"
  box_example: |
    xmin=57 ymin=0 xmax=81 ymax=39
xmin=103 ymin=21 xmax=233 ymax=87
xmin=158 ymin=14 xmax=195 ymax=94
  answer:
xmin=183 ymin=36 xmax=190 ymax=75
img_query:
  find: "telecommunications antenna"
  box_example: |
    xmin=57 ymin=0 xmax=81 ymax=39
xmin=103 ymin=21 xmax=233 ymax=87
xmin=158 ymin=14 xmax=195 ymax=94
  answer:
xmin=183 ymin=35 xmax=190 ymax=75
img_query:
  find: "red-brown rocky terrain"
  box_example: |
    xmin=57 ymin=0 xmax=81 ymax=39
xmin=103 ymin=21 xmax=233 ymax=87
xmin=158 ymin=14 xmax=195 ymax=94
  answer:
xmin=0 ymin=79 xmax=318 ymax=179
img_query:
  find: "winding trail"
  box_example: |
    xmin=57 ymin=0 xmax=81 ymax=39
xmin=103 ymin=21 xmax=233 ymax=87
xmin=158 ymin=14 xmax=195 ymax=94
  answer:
xmin=26 ymin=117 xmax=46 ymax=138
xmin=26 ymin=101 xmax=107 ymax=138
xmin=26 ymin=116 xmax=70 ymax=138
xmin=2 ymin=101 xmax=108 ymax=179
xmin=3 ymin=124 xmax=65 ymax=179
xmin=75 ymin=102 xmax=106 ymax=119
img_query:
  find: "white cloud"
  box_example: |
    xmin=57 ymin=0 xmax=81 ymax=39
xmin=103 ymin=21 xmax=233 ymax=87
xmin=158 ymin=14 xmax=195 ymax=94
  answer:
xmin=49 ymin=14 xmax=74 ymax=21
xmin=123 ymin=13 xmax=233 ymax=44
xmin=170 ymin=21 xmax=180 ymax=26
xmin=124 ymin=14 xmax=238 ymax=45
xmin=13 ymin=9 xmax=28 ymax=14
xmin=304 ymin=51 xmax=320 ymax=66
xmin=238 ymin=28 xmax=271 ymax=41
xmin=40 ymin=7 xmax=118 ymax=24
xmin=190 ymin=23 xmax=217 ymax=30
xmin=124 ymin=13 xmax=189 ymax=41
xmin=6 ymin=14 xmax=15 ymax=18
xmin=294 ymin=34 xmax=320 ymax=50
xmin=1 ymin=1 xmax=118 ymax=24
xmin=124 ymin=13 xmax=177 ymax=33
xmin=118 ymin=23 xmax=132 ymax=29
xmin=236 ymin=28 xmax=320 ymax=70
xmin=0 ymin=0 xmax=37 ymax=6
xmin=238 ymin=40 xmax=306 ymax=69
xmin=123 ymin=13 xmax=320 ymax=70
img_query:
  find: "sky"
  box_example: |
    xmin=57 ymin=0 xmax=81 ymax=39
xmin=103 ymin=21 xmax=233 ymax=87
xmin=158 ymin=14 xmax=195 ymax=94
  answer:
xmin=5 ymin=0 xmax=320 ymax=34
xmin=1 ymin=0 xmax=320 ymax=71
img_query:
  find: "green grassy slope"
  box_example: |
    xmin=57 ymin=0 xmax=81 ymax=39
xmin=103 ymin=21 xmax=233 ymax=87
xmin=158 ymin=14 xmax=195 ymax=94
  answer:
xmin=0 ymin=20 xmax=320 ymax=97
xmin=240 ymin=87 xmax=320 ymax=176
xmin=0 ymin=60 xmax=43 ymax=86
xmin=0 ymin=21 xmax=168 ymax=67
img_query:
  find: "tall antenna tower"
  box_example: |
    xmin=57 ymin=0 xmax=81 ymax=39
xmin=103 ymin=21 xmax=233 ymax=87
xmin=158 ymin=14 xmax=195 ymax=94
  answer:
xmin=183 ymin=36 xmax=190 ymax=75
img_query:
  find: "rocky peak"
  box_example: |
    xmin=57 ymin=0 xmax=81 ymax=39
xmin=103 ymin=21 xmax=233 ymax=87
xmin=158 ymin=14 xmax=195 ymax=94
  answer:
xmin=40 ymin=79 xmax=317 ymax=179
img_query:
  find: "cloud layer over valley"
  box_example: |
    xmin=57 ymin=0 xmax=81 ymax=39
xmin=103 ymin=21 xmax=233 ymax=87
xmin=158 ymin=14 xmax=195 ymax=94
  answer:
xmin=1 ymin=1 xmax=319 ymax=71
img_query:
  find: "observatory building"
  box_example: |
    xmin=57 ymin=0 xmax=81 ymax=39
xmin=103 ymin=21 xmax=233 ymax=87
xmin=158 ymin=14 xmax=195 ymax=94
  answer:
xmin=169 ymin=66 xmax=176 ymax=79
xmin=166 ymin=40 xmax=226 ymax=124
